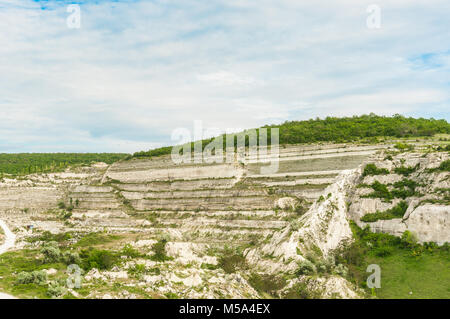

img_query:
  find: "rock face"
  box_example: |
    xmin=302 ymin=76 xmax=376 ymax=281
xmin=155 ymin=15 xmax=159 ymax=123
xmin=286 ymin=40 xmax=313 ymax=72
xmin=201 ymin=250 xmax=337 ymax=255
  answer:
xmin=348 ymin=152 xmax=449 ymax=245
xmin=0 ymin=142 xmax=448 ymax=299
xmin=245 ymin=169 xmax=363 ymax=299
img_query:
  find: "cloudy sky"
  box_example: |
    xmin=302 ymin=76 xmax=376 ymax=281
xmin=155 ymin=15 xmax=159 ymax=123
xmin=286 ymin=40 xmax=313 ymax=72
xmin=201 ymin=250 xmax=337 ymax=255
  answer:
xmin=0 ymin=0 xmax=449 ymax=153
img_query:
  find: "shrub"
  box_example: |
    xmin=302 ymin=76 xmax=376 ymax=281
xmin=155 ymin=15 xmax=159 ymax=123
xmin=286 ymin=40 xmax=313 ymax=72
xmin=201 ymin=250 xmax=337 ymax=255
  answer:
xmin=394 ymin=164 xmax=419 ymax=176
xmin=121 ymin=244 xmax=142 ymax=258
xmin=150 ymin=239 xmax=173 ymax=262
xmin=334 ymin=240 xmax=366 ymax=267
xmin=248 ymin=273 xmax=286 ymax=296
xmin=61 ymin=251 xmax=81 ymax=265
xmin=127 ymin=264 xmax=148 ymax=279
xmin=438 ymin=160 xmax=450 ymax=172
xmin=373 ymin=246 xmax=394 ymax=257
xmin=364 ymin=181 xmax=392 ymax=200
xmin=201 ymin=263 xmax=219 ymax=270
xmin=395 ymin=143 xmax=414 ymax=152
xmin=80 ymin=248 xmax=118 ymax=271
xmin=218 ymin=253 xmax=247 ymax=274
xmin=401 ymin=231 xmax=418 ymax=248
xmin=282 ymin=282 xmax=321 ymax=299
xmin=47 ymin=281 xmax=67 ymax=298
xmin=41 ymin=242 xmax=61 ymax=263
xmin=16 ymin=270 xmax=48 ymax=285
xmin=61 ymin=211 xmax=72 ymax=220
xmin=360 ymin=201 xmax=408 ymax=222
xmin=333 ymin=263 xmax=348 ymax=277
xmin=295 ymin=260 xmax=317 ymax=276
xmin=363 ymin=164 xmax=389 ymax=176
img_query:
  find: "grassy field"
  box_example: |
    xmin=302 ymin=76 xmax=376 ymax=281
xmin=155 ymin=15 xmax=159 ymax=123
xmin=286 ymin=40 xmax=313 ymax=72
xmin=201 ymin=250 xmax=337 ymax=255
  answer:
xmin=366 ymin=248 xmax=450 ymax=299
xmin=0 ymin=249 xmax=67 ymax=299
xmin=339 ymin=223 xmax=450 ymax=299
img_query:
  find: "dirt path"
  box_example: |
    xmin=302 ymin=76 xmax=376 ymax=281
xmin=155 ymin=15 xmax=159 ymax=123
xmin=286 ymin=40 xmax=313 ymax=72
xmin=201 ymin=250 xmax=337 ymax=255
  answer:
xmin=0 ymin=219 xmax=17 ymax=299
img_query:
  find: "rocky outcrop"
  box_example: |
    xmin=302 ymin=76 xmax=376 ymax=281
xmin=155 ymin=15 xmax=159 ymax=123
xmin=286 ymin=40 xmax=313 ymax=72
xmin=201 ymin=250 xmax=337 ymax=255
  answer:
xmin=348 ymin=152 xmax=449 ymax=245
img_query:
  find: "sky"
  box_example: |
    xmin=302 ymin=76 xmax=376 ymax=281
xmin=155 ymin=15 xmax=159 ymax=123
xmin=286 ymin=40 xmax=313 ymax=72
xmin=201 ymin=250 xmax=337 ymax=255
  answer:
xmin=0 ymin=0 xmax=449 ymax=153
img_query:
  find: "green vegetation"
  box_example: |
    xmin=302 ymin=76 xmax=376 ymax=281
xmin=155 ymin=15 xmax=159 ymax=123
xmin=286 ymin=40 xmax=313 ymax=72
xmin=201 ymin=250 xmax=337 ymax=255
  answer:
xmin=248 ymin=273 xmax=286 ymax=297
xmin=133 ymin=114 xmax=450 ymax=158
xmin=0 ymin=153 xmax=128 ymax=175
xmin=360 ymin=201 xmax=408 ymax=222
xmin=437 ymin=160 xmax=450 ymax=172
xmin=150 ymin=239 xmax=173 ymax=262
xmin=79 ymin=248 xmax=118 ymax=271
xmin=335 ymin=222 xmax=450 ymax=298
xmin=0 ymin=249 xmax=68 ymax=298
xmin=282 ymin=282 xmax=321 ymax=299
xmin=394 ymin=164 xmax=419 ymax=176
xmin=218 ymin=252 xmax=247 ymax=274
xmin=75 ymin=232 xmax=122 ymax=248
xmin=394 ymin=142 xmax=414 ymax=152
xmin=362 ymin=179 xmax=421 ymax=201
xmin=362 ymin=164 xmax=389 ymax=177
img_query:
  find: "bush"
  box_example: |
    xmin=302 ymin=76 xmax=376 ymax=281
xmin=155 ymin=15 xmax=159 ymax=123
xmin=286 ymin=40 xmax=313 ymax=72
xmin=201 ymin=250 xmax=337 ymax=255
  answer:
xmin=282 ymin=282 xmax=321 ymax=299
xmin=219 ymin=253 xmax=247 ymax=274
xmin=360 ymin=201 xmax=408 ymax=222
xmin=47 ymin=281 xmax=67 ymax=298
xmin=395 ymin=143 xmax=414 ymax=152
xmin=373 ymin=246 xmax=394 ymax=257
xmin=121 ymin=244 xmax=142 ymax=258
xmin=364 ymin=181 xmax=392 ymax=200
xmin=16 ymin=270 xmax=48 ymax=285
xmin=363 ymin=164 xmax=389 ymax=176
xmin=394 ymin=165 xmax=418 ymax=176
xmin=334 ymin=240 xmax=366 ymax=267
xmin=61 ymin=251 xmax=81 ymax=265
xmin=401 ymin=231 xmax=418 ymax=248
xmin=333 ymin=263 xmax=348 ymax=277
xmin=248 ymin=273 xmax=286 ymax=296
xmin=150 ymin=239 xmax=173 ymax=262
xmin=438 ymin=160 xmax=450 ymax=172
xmin=41 ymin=242 xmax=61 ymax=263
xmin=80 ymin=248 xmax=118 ymax=271
xmin=127 ymin=264 xmax=148 ymax=279
xmin=295 ymin=260 xmax=317 ymax=276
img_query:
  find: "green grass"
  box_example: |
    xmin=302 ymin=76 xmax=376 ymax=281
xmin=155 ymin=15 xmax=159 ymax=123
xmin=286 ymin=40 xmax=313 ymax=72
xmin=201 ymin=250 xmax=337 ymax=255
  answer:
xmin=337 ymin=223 xmax=450 ymax=299
xmin=365 ymin=249 xmax=450 ymax=298
xmin=0 ymin=249 xmax=66 ymax=299
xmin=75 ymin=232 xmax=122 ymax=247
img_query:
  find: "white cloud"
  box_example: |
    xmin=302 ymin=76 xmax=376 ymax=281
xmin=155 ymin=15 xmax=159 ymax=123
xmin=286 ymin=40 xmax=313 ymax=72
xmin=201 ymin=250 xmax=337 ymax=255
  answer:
xmin=0 ymin=0 xmax=449 ymax=152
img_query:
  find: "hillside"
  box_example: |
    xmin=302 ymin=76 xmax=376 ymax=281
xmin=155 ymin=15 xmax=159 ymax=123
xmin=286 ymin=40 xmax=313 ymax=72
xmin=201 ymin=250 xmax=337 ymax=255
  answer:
xmin=133 ymin=114 xmax=450 ymax=158
xmin=0 ymin=116 xmax=448 ymax=299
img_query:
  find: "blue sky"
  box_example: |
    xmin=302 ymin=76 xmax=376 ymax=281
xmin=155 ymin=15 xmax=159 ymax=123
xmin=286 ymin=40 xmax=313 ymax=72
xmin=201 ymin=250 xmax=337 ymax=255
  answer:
xmin=0 ymin=0 xmax=449 ymax=153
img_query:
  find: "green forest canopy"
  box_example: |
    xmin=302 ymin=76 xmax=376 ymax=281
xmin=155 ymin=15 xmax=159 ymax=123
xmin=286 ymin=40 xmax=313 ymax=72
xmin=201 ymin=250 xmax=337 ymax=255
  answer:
xmin=133 ymin=114 xmax=450 ymax=158
xmin=0 ymin=153 xmax=128 ymax=176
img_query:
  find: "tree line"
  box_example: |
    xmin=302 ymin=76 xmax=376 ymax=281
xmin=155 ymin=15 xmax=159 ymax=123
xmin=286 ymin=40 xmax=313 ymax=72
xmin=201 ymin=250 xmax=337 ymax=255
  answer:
xmin=133 ymin=114 xmax=450 ymax=158
xmin=0 ymin=153 xmax=129 ymax=176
